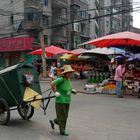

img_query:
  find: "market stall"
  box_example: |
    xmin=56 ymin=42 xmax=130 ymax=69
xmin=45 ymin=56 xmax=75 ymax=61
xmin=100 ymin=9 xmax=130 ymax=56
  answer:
xmin=123 ymin=57 xmax=140 ymax=96
xmin=80 ymin=31 xmax=140 ymax=96
xmin=59 ymin=51 xmax=94 ymax=79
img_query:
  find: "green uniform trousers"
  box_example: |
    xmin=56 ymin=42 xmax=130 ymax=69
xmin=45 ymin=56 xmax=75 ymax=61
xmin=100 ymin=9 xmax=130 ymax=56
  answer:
xmin=55 ymin=103 xmax=70 ymax=133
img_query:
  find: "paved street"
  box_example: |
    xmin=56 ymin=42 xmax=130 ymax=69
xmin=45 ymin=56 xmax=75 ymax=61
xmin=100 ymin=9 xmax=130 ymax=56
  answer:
xmin=0 ymin=79 xmax=140 ymax=140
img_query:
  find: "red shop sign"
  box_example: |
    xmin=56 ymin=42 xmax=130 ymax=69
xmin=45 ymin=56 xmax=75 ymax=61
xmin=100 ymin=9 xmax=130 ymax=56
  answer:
xmin=0 ymin=37 xmax=33 ymax=52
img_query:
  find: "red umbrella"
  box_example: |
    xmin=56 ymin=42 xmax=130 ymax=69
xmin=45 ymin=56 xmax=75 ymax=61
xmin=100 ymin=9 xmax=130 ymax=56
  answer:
xmin=28 ymin=45 xmax=70 ymax=56
xmin=80 ymin=31 xmax=140 ymax=48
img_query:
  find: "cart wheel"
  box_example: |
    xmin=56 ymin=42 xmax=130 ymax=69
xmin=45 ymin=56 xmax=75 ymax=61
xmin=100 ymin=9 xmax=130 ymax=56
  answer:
xmin=0 ymin=98 xmax=10 ymax=125
xmin=18 ymin=103 xmax=34 ymax=120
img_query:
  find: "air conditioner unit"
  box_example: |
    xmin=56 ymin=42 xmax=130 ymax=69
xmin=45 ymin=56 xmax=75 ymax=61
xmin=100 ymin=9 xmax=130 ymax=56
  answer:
xmin=74 ymin=23 xmax=81 ymax=32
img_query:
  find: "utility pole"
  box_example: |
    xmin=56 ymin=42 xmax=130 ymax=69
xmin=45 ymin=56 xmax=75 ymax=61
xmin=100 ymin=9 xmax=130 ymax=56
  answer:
xmin=110 ymin=6 xmax=113 ymax=34
xmin=127 ymin=0 xmax=131 ymax=31
xmin=71 ymin=0 xmax=75 ymax=50
xmin=39 ymin=0 xmax=47 ymax=77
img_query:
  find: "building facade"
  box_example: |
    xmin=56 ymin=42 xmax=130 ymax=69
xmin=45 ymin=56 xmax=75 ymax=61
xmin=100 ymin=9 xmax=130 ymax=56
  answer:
xmin=0 ymin=0 xmax=52 ymax=67
xmin=51 ymin=0 xmax=69 ymax=50
xmin=0 ymin=0 xmax=134 ymax=67
xmin=88 ymin=0 xmax=133 ymax=39
xmin=88 ymin=0 xmax=100 ymax=39
xmin=98 ymin=0 xmax=133 ymax=37
xmin=70 ymin=0 xmax=90 ymax=49
xmin=51 ymin=0 xmax=91 ymax=50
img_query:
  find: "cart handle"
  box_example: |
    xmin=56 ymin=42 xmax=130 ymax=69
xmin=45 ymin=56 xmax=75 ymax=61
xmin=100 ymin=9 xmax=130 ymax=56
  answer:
xmin=24 ymin=95 xmax=56 ymax=104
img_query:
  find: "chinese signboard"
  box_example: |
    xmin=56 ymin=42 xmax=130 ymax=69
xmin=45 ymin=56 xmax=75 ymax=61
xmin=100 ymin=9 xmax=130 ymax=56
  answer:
xmin=0 ymin=37 xmax=33 ymax=52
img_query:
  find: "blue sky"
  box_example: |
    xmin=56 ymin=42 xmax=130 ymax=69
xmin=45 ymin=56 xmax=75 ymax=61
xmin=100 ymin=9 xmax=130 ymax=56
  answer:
xmin=133 ymin=0 xmax=140 ymax=28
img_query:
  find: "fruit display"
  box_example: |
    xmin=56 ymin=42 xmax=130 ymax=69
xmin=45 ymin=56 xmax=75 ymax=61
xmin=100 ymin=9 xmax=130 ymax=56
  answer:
xmin=72 ymin=64 xmax=93 ymax=72
xmin=103 ymin=83 xmax=116 ymax=90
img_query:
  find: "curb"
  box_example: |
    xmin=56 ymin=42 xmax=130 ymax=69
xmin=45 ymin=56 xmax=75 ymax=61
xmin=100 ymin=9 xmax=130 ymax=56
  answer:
xmin=77 ymin=90 xmax=96 ymax=95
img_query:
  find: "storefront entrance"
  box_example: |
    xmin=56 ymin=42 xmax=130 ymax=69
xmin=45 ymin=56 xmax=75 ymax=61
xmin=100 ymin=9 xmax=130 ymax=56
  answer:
xmin=0 ymin=37 xmax=33 ymax=68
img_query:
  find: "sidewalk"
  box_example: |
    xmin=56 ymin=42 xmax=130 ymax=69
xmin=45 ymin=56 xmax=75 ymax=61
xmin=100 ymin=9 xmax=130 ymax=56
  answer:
xmin=39 ymin=77 xmax=51 ymax=82
xmin=39 ymin=78 xmax=140 ymax=98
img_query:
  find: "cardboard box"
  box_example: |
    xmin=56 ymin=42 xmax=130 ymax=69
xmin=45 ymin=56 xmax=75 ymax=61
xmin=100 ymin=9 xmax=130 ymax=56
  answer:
xmin=108 ymin=89 xmax=116 ymax=94
xmin=102 ymin=89 xmax=109 ymax=94
xmin=96 ymin=87 xmax=103 ymax=93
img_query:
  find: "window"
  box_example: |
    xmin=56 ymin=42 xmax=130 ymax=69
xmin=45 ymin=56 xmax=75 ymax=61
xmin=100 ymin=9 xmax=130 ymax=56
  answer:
xmin=43 ymin=15 xmax=49 ymax=26
xmin=112 ymin=17 xmax=121 ymax=31
xmin=44 ymin=35 xmax=48 ymax=44
xmin=27 ymin=13 xmax=33 ymax=21
xmin=62 ymin=27 xmax=67 ymax=37
xmin=62 ymin=8 xmax=67 ymax=18
xmin=106 ymin=21 xmax=109 ymax=28
xmin=106 ymin=8 xmax=111 ymax=14
xmin=34 ymin=36 xmax=40 ymax=43
xmin=118 ymin=21 xmax=120 ymax=27
xmin=71 ymin=4 xmax=80 ymax=16
xmin=80 ymin=0 xmax=89 ymax=3
xmin=80 ymin=11 xmax=86 ymax=18
xmin=44 ymin=0 xmax=48 ymax=6
xmin=81 ymin=23 xmax=85 ymax=33
xmin=25 ymin=8 xmax=39 ymax=21
xmin=14 ymin=20 xmax=23 ymax=31
xmin=10 ymin=15 xmax=14 ymax=24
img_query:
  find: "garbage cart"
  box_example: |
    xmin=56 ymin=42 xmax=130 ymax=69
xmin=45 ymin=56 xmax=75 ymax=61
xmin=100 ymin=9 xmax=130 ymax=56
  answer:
xmin=0 ymin=62 xmax=55 ymax=125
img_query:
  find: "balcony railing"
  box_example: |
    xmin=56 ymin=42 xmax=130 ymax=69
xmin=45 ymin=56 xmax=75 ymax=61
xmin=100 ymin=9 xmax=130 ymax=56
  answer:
xmin=24 ymin=20 xmax=40 ymax=30
xmin=24 ymin=0 xmax=40 ymax=9
xmin=52 ymin=16 xmax=68 ymax=24
xmin=52 ymin=0 xmax=68 ymax=7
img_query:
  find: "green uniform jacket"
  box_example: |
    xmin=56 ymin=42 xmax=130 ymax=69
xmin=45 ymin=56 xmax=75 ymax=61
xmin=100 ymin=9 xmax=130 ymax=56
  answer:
xmin=53 ymin=76 xmax=72 ymax=104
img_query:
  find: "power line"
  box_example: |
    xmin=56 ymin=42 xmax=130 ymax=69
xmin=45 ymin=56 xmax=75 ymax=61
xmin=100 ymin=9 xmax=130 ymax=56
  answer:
xmin=42 ymin=6 xmax=139 ymax=30
xmin=0 ymin=0 xmax=140 ymax=17
xmin=0 ymin=0 xmax=138 ymax=38
xmin=0 ymin=7 xmax=138 ymax=36
xmin=0 ymin=0 xmax=25 ymax=16
xmin=0 ymin=1 xmax=139 ymax=29
xmin=0 ymin=2 xmax=139 ymax=37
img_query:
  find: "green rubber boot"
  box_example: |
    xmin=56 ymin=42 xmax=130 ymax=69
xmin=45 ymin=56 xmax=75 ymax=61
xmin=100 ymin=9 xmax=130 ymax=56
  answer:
xmin=60 ymin=131 xmax=69 ymax=136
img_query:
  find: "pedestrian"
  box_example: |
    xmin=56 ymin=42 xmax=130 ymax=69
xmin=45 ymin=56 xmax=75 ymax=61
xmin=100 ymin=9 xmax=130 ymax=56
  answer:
xmin=48 ymin=62 xmax=56 ymax=80
xmin=57 ymin=62 xmax=61 ymax=68
xmin=79 ymin=63 xmax=84 ymax=79
xmin=56 ymin=62 xmax=62 ymax=77
xmin=50 ymin=65 xmax=77 ymax=136
xmin=114 ymin=61 xmax=126 ymax=98
xmin=36 ymin=62 xmax=42 ymax=76
xmin=33 ymin=61 xmax=42 ymax=76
